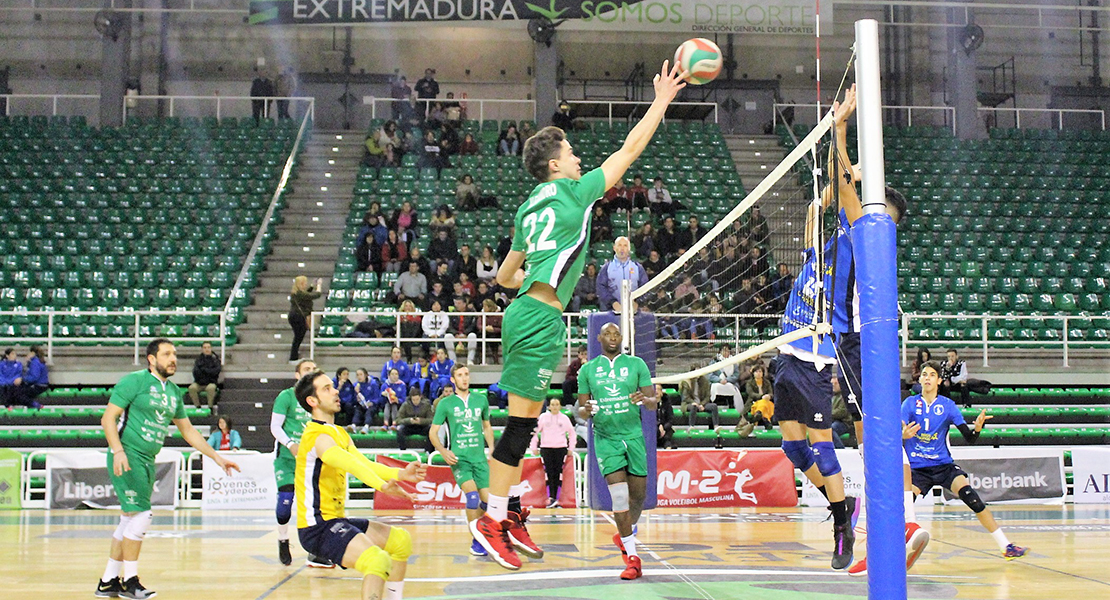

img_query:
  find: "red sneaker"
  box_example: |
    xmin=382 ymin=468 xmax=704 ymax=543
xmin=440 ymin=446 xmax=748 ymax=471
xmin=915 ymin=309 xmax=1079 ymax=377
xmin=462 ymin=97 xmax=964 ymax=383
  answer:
xmin=620 ymin=555 xmax=643 ymax=580
xmin=468 ymin=515 xmax=521 ymax=570
xmin=905 ymin=523 xmax=930 ymax=571
xmin=506 ymin=509 xmax=544 ymax=558
xmin=613 ymin=533 xmax=629 ymax=566
xmin=847 ymin=557 xmax=867 ymax=577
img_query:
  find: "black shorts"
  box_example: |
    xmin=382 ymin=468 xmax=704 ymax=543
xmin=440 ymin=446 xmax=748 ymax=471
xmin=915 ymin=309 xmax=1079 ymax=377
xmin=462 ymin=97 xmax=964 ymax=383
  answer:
xmin=836 ymin=332 xmax=863 ymax=420
xmin=911 ymin=463 xmax=967 ymax=496
xmin=773 ymin=353 xmax=834 ymax=429
xmin=299 ymin=517 xmax=370 ymax=565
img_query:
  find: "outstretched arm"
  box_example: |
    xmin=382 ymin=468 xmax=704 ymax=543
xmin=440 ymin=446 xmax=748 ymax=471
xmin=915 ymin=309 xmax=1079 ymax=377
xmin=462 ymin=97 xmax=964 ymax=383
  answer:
xmin=316 ymin=434 xmax=399 ymax=491
xmin=821 ymin=84 xmax=862 ymax=224
xmin=600 ymin=61 xmax=687 ymax=190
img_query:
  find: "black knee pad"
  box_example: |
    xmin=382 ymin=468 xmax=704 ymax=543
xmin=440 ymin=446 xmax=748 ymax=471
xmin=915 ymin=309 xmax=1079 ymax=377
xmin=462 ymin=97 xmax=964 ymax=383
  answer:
xmin=491 ymin=416 xmax=537 ymax=466
xmin=959 ymin=486 xmax=986 ymax=513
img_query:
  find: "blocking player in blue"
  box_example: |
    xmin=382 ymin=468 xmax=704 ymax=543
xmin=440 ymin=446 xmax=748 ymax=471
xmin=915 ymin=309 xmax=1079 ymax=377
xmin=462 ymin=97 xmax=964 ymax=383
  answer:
xmin=902 ymin=361 xmax=1028 ymax=560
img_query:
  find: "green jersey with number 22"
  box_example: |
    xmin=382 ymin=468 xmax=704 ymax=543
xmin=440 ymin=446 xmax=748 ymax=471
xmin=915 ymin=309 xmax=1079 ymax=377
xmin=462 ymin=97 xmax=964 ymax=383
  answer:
xmin=512 ymin=167 xmax=606 ymax=308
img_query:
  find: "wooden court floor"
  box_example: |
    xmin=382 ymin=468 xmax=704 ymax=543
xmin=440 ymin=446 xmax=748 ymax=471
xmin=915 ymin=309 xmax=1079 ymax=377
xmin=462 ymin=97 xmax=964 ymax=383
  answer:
xmin=2 ymin=505 xmax=1108 ymax=599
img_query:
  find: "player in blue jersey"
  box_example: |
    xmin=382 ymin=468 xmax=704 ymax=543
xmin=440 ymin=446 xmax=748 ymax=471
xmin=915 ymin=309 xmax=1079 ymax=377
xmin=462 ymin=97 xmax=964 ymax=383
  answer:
xmin=902 ymin=361 xmax=1028 ymax=560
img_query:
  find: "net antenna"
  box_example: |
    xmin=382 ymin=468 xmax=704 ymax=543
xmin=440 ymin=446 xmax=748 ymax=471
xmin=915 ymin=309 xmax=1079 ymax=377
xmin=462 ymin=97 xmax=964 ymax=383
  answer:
xmin=628 ymin=111 xmax=838 ymax=385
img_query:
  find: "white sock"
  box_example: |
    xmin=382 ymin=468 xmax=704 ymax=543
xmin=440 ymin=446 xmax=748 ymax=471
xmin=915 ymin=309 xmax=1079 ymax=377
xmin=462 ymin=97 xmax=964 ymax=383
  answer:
xmin=277 ymin=523 xmax=289 ymax=541
xmin=621 ymin=534 xmax=638 ymax=558
xmin=123 ymin=561 xmax=139 ymax=581
xmin=990 ymin=528 xmax=1010 ymax=552
xmin=384 ymin=581 xmax=405 ymax=600
xmin=486 ymin=495 xmax=509 ymax=522
xmin=904 ymin=491 xmax=917 ymax=524
xmin=102 ymin=559 xmax=122 ymax=582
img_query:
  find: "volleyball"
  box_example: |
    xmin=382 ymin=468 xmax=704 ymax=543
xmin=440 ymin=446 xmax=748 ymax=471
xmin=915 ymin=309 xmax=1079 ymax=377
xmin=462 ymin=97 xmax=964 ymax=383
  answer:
xmin=674 ymin=38 xmax=723 ymax=85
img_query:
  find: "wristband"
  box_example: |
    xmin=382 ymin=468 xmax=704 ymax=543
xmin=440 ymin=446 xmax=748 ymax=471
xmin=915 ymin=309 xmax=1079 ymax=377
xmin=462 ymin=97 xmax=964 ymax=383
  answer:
xmin=285 ymin=440 xmax=296 ymax=449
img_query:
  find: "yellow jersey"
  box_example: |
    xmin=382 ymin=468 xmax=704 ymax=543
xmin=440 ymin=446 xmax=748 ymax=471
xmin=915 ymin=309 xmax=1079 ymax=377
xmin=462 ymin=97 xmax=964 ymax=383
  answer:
xmin=295 ymin=420 xmax=352 ymax=528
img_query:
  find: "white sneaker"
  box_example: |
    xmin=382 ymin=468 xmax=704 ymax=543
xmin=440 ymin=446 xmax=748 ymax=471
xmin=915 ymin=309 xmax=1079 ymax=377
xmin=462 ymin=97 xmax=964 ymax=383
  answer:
xmin=360 ymin=425 xmax=370 ymax=434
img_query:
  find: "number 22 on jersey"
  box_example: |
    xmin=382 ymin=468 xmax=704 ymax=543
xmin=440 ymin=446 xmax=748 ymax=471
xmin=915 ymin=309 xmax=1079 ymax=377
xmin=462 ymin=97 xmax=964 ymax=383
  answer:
xmin=523 ymin=207 xmax=557 ymax=253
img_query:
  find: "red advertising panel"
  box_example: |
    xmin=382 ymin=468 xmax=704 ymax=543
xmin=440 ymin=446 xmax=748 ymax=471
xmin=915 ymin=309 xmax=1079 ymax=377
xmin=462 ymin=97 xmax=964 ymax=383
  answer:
xmin=656 ymin=449 xmax=797 ymax=508
xmin=373 ymin=456 xmax=576 ymax=510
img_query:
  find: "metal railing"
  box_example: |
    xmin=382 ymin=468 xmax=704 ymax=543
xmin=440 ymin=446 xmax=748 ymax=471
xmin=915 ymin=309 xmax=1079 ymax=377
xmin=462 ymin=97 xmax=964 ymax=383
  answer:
xmin=901 ymin=313 xmax=1110 ymax=368
xmin=774 ymin=102 xmax=955 ymax=134
xmin=0 ymin=309 xmax=228 ymax=365
xmin=366 ymin=98 xmax=535 ymax=127
xmin=0 ymin=94 xmax=100 ymax=119
xmin=122 ymin=95 xmax=315 ymax=123
xmin=569 ymin=100 xmax=719 ymax=124
xmin=978 ymin=106 xmax=1106 ymax=131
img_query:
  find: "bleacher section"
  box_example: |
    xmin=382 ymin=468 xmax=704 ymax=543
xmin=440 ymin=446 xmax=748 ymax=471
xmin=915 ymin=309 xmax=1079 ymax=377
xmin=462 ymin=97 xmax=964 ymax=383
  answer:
xmin=777 ymin=124 xmax=1110 ymax=345
xmin=0 ymin=115 xmax=303 ymax=345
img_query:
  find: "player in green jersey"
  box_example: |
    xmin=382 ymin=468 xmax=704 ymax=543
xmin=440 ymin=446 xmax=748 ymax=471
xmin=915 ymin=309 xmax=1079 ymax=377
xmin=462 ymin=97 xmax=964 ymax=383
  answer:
xmin=578 ymin=323 xmax=656 ymax=580
xmin=270 ymin=358 xmax=333 ymax=568
xmin=96 ymin=339 xmax=240 ymax=599
xmin=429 ymin=364 xmax=496 ymax=557
xmin=471 ymin=60 xmax=687 ymax=571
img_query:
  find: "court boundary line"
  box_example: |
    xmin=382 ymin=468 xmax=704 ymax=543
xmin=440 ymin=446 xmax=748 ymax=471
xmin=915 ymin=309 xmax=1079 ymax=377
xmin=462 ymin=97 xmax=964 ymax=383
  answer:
xmin=930 ymin=538 xmax=1110 ymax=588
xmin=254 ymin=564 xmax=307 ymax=600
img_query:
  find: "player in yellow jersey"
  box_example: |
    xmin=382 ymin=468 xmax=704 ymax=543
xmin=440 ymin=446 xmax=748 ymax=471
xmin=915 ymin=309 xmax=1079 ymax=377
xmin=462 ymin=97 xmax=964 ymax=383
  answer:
xmin=293 ymin=370 xmax=427 ymax=600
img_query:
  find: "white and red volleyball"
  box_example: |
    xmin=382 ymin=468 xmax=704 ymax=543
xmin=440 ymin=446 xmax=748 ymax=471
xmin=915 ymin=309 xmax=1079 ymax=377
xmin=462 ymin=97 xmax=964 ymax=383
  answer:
xmin=673 ymin=38 xmax=723 ymax=85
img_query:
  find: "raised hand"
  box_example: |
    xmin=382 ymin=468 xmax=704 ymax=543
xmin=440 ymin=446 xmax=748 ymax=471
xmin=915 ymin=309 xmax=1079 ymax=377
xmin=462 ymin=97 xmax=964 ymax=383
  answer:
xmin=973 ymin=409 xmax=993 ymax=432
xmin=399 ymin=460 xmax=427 ymax=482
xmin=653 ymin=60 xmax=688 ymax=104
xmin=902 ymin=421 xmax=921 ymax=440
xmin=833 ymin=83 xmax=857 ymax=126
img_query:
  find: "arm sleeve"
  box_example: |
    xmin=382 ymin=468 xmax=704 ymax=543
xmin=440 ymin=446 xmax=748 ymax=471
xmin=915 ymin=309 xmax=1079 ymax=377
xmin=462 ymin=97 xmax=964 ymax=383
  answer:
xmin=270 ymin=412 xmax=292 ymax=446
xmin=956 ymin=423 xmax=981 ymax=444
xmin=320 ymin=445 xmax=398 ymax=491
xmin=575 ymin=168 xmax=607 ymax=207
xmin=952 ymin=363 xmax=968 ymax=384
xmin=637 ymin=359 xmax=653 ymax=389
xmin=432 ymin=402 xmax=448 ymax=425
xmin=511 ymin=212 xmax=527 ymax=252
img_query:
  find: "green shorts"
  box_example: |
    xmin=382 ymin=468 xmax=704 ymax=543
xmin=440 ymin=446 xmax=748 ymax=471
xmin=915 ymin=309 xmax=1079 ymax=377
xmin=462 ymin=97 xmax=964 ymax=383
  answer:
xmin=594 ymin=435 xmax=647 ymax=477
xmin=107 ymin=450 xmax=155 ymax=513
xmin=500 ymin=295 xmax=567 ymax=402
xmin=450 ymin=455 xmax=489 ymax=490
xmin=274 ymin=452 xmax=297 ymax=489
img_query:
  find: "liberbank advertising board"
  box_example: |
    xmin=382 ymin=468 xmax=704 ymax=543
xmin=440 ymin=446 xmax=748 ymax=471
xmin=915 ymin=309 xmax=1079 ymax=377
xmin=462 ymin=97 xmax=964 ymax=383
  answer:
xmin=248 ymin=0 xmax=830 ymax=35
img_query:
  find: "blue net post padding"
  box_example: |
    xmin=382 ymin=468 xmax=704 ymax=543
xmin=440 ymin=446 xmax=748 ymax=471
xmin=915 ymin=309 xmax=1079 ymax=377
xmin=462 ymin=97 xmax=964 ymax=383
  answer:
xmin=585 ymin=311 xmax=658 ymax=511
xmin=851 ymin=213 xmax=908 ymax=599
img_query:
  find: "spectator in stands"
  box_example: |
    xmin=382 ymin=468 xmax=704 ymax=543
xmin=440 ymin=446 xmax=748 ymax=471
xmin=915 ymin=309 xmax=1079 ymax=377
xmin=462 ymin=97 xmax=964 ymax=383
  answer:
xmin=391 ymin=75 xmax=412 ymax=120
xmin=427 ymin=347 xmax=454 ymax=398
xmin=909 ymin=348 xmax=932 ymax=393
xmin=380 ymin=368 xmax=407 ymax=430
xmin=496 ymin=226 xmax=514 ymax=263
xmin=688 ymin=299 xmax=714 ymax=339
xmin=428 ymin=229 xmax=459 ymax=268
xmin=940 ymin=348 xmax=971 ymax=407
xmin=733 ymin=277 xmax=756 ymax=323
xmin=643 ymin=249 xmax=664 ymax=279
xmin=403 ymin=246 xmax=432 ymax=277
xmin=529 ymin=398 xmax=576 ymax=508
xmin=691 ymin=246 xmax=718 ymax=293
xmin=455 ymin=173 xmax=479 ymax=211
xmin=398 ymin=300 xmax=427 ymax=362
xmin=676 ymin=216 xmax=707 ymax=253
xmin=375 ymin=120 xmax=403 ymax=167
xmin=0 ymin=348 xmax=25 ymax=408
xmin=381 ymin=346 xmax=412 ymax=388
xmin=497 ymin=124 xmax=522 ymax=156
xmin=391 ymin=200 xmax=419 ymax=235
xmin=628 ymin=174 xmax=649 ymax=210
xmin=454 ymin=243 xmax=478 ymax=281
xmin=446 ymin=297 xmax=479 ymax=365
xmin=250 ymin=70 xmax=274 ymax=125
xmin=363 ymin=129 xmax=387 ymax=168
xmin=427 ymin=102 xmax=447 ymax=129
xmin=673 ymin=274 xmax=698 ymax=304
xmin=427 ymin=281 xmax=452 ymax=311
xmin=275 ymin=67 xmax=295 ymax=120
xmin=746 ymin=205 xmax=770 ymax=246
xmin=414 ymin=68 xmax=439 ymax=114
xmin=742 ymin=363 xmax=774 ymax=431
xmin=655 ymin=216 xmax=680 ymax=259
xmin=458 ymin=133 xmax=479 ymax=155
xmin=361 ymin=202 xmax=389 ymax=244
xmin=21 ymin=345 xmax=48 ymax=406
xmin=596 ymin=236 xmax=648 ymax=313
xmin=417 ymin=129 xmax=447 ymax=170
xmin=288 ymin=276 xmax=321 ymax=362
xmin=428 ymin=207 xmax=457 ymax=240
xmin=769 ymin=262 xmax=793 ymax=311
xmin=648 ymin=287 xmax=680 ymax=339
xmin=410 ymin=353 xmax=431 ymax=398
xmin=648 ymin=177 xmax=678 ymax=215
xmin=444 ymin=92 xmax=463 ymax=123
xmin=188 ymin=341 xmax=222 ymax=412
xmin=590 ymin=205 xmax=612 ymax=244
xmin=831 ymin=376 xmax=855 ymax=449
xmin=518 ymin=120 xmax=535 ymax=140
xmin=396 ymin=387 xmax=434 ymax=451
xmin=632 ymin=222 xmax=655 ymax=259
xmin=381 ymin=229 xmax=408 ymax=274
xmin=748 ymin=245 xmax=770 ymax=280
xmin=750 ymin=281 xmax=774 ymax=328
xmin=439 ymin=121 xmax=460 ymax=157
xmin=551 ymin=101 xmax=583 ymax=130
xmin=352 ymin=368 xmax=380 ymax=433
xmin=206 ymin=416 xmax=242 ymax=451
xmin=680 ymin=368 xmax=719 ymax=430
xmin=603 ymin=177 xmax=633 ymax=213
xmin=479 ymin=299 xmax=503 ymax=364
xmin=392 ymin=261 xmax=427 ymax=307
xmin=477 ymin=245 xmax=499 ymax=282
xmin=422 ymin=300 xmax=449 ymax=351
xmin=657 ymin=385 xmax=676 ymax=449
xmin=334 ymin=367 xmax=357 ymax=428
xmin=561 ymin=346 xmax=588 ymax=406
xmin=570 ymin=263 xmax=600 ymax=312
xmin=458 ymin=273 xmax=476 ymax=299
xmin=709 ymin=344 xmax=742 ymax=412
xmin=355 ymin=230 xmax=377 ymax=273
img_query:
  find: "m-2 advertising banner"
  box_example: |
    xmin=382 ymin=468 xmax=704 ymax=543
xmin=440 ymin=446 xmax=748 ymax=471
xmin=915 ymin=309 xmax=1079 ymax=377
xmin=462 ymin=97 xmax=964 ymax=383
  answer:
xmin=373 ymin=455 xmax=576 ymax=509
xmin=656 ymin=449 xmax=796 ymax=508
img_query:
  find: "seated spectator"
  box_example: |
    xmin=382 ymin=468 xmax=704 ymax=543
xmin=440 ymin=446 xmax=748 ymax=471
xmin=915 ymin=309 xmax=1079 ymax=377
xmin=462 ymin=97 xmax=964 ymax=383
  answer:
xmin=443 ymin=92 xmax=463 ymax=122
xmin=455 ymin=173 xmax=479 ymax=211
xmin=428 ymin=207 xmax=457 ymax=240
xmin=21 ymin=345 xmax=49 ymax=406
xmin=746 ymin=205 xmax=770 ymax=246
xmin=206 ymin=417 xmax=242 ymax=451
xmin=391 ymin=261 xmax=427 ymax=306
xmin=632 ymin=222 xmax=655 ymax=259
xmin=402 ymin=246 xmax=432 ymax=277
xmin=454 ymin=243 xmax=478 ymax=280
xmin=589 ymin=205 xmax=612 ymax=244
xmin=676 ymin=216 xmax=708 ymax=253
xmin=427 ymin=347 xmax=454 ymax=398
xmin=355 ymin=231 xmax=378 ymax=273
xmin=427 ymin=229 xmax=459 ymax=268
xmin=751 ymin=284 xmax=775 ymax=328
xmin=391 ymin=200 xmax=420 ymax=235
xmin=673 ymin=275 xmax=697 ymax=304
xmin=940 ymin=348 xmax=971 ymax=407
xmin=410 ymin=354 xmax=431 ymax=398
xmin=458 ymin=272 xmax=476 ymax=298
xmin=0 ymin=348 xmax=27 ymax=408
xmin=188 ymin=341 xmax=222 ymax=412
xmin=351 ymin=368 xmax=380 ymax=433
xmin=734 ymin=277 xmax=756 ymax=322
xmin=519 ymin=120 xmax=536 ymax=140
xmin=603 ymin=177 xmax=633 ymax=213
xmin=398 ymin=300 xmax=428 ymax=362
xmin=497 ymin=124 xmax=521 ymax=156
xmin=380 ymin=345 xmax=413 ymax=386
xmin=458 ymin=133 xmax=479 ymax=155
xmin=360 ymin=202 xmax=390 ymax=244
xmin=422 ymin=300 xmax=449 ymax=350
xmin=479 ymin=298 xmax=503 ymax=364
xmin=687 ymin=299 xmax=713 ymax=339
xmin=643 ymin=249 xmax=664 ymax=279
xmin=496 ymin=228 xmax=513 ymax=263
xmin=741 ymin=364 xmax=774 ymax=434
xmin=429 ymin=260 xmax=453 ymax=289
xmin=375 ymin=120 xmax=403 ymax=166
xmin=440 ymin=121 xmax=460 ymax=156
xmin=561 ymin=346 xmax=588 ymax=406
xmin=628 ymin=174 xmax=649 ymax=210
xmin=748 ymin=245 xmax=770 ymax=280
xmin=474 ymin=280 xmax=494 ymax=308
xmin=648 ymin=177 xmax=677 ymax=215
xmin=654 ymin=216 xmax=680 ymax=259
xmin=690 ymin=246 xmax=718 ymax=292
xmin=417 ymin=129 xmax=449 ymax=170
xmin=769 ymin=262 xmax=793 ymax=311
xmin=380 ymin=368 xmax=407 ymax=430
xmin=656 ymin=385 xmax=675 ymax=449
xmin=363 ymin=130 xmax=387 ymax=167
xmin=570 ymin=263 xmax=599 ymax=311
xmin=396 ymin=387 xmax=434 ymax=451
xmin=427 ymin=281 xmax=452 ymax=311
xmin=380 ymin=229 xmax=408 ymax=274
xmin=334 ymin=367 xmax=357 ymax=428
xmin=427 ymin=102 xmax=447 ymax=129
xmin=680 ymin=369 xmax=718 ymax=429
xmin=445 ymin=297 xmax=479 ymax=365
xmin=551 ymin=102 xmax=583 ymax=130
xmin=909 ymin=348 xmax=932 ymax=393
xmin=476 ymin=245 xmax=499 ymax=282
xmin=708 ymin=344 xmax=742 ymax=413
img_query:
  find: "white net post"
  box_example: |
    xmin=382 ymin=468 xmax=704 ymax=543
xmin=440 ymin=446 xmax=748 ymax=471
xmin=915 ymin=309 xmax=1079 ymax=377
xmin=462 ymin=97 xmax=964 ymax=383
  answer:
xmin=620 ymin=279 xmax=633 ymax=355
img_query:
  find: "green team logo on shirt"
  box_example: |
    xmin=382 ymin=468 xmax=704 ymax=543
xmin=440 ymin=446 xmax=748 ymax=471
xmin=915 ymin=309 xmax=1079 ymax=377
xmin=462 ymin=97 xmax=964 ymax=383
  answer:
xmin=435 ymin=394 xmax=488 ymax=456
xmin=583 ymin=355 xmax=650 ymax=439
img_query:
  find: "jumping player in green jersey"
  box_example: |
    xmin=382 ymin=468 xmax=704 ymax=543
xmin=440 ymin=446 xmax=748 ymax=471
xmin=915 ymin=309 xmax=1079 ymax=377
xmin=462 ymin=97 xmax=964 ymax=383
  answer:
xmin=470 ymin=60 xmax=688 ymax=571
xmin=96 ymin=339 xmax=240 ymax=599
xmin=270 ymin=358 xmax=332 ymax=567
xmin=578 ymin=323 xmax=656 ymax=580
xmin=429 ymin=364 xmax=496 ymax=557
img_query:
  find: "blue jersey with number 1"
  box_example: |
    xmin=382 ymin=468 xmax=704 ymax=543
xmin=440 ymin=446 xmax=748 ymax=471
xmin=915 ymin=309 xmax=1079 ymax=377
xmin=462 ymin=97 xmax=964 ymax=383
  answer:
xmin=901 ymin=394 xmax=965 ymax=469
